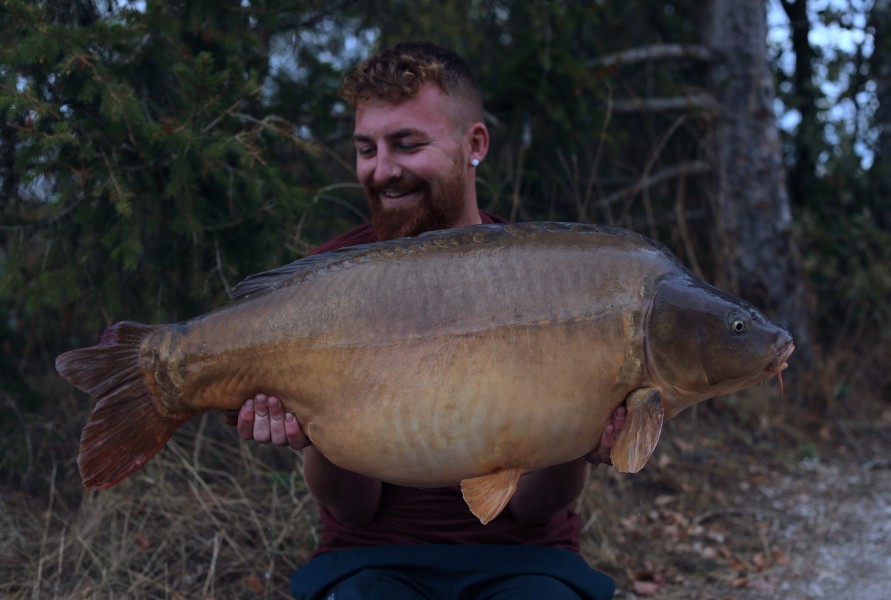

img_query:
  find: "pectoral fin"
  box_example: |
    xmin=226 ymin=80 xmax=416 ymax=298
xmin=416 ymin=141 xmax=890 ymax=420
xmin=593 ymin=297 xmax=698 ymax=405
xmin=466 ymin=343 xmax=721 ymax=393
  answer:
xmin=610 ymin=388 xmax=664 ymax=473
xmin=460 ymin=466 xmax=524 ymax=525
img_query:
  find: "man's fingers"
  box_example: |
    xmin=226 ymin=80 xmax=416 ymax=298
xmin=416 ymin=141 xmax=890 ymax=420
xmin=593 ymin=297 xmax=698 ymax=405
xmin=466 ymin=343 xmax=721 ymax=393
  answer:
xmin=600 ymin=423 xmax=615 ymax=448
xmin=612 ymin=405 xmax=627 ymax=432
xmin=237 ymin=393 xmax=310 ymax=449
xmin=284 ymin=413 xmax=312 ymax=450
xmin=267 ymin=396 xmax=288 ymax=446
xmin=585 ymin=404 xmax=629 ymax=466
xmin=237 ymin=399 xmax=256 ymax=439
xmin=251 ymin=394 xmax=272 ymax=444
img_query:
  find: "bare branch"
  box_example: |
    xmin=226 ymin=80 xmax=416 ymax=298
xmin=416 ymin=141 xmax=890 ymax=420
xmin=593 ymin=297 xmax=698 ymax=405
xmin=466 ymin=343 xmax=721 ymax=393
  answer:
xmin=590 ymin=43 xmax=713 ymax=69
xmin=611 ymin=94 xmax=720 ymax=114
xmin=596 ymin=160 xmax=712 ymax=208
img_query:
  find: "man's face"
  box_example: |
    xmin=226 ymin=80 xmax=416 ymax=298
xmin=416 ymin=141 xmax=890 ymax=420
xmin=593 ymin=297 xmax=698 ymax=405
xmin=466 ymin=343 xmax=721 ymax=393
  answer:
xmin=353 ymin=84 xmax=471 ymax=240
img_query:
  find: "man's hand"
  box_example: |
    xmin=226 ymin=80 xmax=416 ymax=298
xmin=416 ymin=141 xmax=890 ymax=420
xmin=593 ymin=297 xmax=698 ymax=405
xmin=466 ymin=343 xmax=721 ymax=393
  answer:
xmin=234 ymin=393 xmax=381 ymax=524
xmin=509 ymin=404 xmax=628 ymax=525
xmin=585 ymin=405 xmax=627 ymax=465
xmin=236 ymin=394 xmax=311 ymax=450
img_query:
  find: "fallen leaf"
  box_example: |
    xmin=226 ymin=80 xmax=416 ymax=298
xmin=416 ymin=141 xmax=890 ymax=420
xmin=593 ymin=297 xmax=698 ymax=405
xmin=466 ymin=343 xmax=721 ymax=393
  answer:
xmin=655 ymin=494 xmax=675 ymax=507
xmin=752 ymin=551 xmax=770 ymax=570
xmin=674 ymin=438 xmax=694 ymax=452
xmin=244 ymin=575 xmax=264 ymax=595
xmin=748 ymin=578 xmax=776 ymax=593
xmin=632 ymin=580 xmax=661 ymax=596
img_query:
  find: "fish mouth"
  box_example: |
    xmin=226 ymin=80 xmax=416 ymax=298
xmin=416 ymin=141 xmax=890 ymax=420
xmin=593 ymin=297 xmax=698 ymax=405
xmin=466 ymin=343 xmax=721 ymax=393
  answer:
xmin=767 ymin=341 xmax=795 ymax=396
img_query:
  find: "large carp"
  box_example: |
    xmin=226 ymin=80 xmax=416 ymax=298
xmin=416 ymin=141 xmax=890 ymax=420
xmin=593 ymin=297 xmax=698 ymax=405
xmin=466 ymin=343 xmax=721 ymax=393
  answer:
xmin=56 ymin=222 xmax=793 ymax=524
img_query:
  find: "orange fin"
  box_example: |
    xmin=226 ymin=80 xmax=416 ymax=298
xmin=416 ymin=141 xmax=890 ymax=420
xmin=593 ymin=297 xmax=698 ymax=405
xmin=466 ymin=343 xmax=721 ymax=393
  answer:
xmin=55 ymin=321 xmax=191 ymax=489
xmin=460 ymin=466 xmax=524 ymax=525
xmin=610 ymin=388 xmax=664 ymax=473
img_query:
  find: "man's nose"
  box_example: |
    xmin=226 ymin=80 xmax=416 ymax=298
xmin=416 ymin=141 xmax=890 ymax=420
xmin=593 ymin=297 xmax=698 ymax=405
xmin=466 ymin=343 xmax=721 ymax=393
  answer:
xmin=372 ymin=149 xmax=401 ymax=183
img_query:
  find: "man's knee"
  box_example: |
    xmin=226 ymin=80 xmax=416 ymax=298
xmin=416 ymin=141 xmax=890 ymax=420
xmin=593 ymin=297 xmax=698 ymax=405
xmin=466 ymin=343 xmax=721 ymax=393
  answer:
xmin=473 ymin=574 xmax=583 ymax=600
xmin=320 ymin=568 xmax=428 ymax=600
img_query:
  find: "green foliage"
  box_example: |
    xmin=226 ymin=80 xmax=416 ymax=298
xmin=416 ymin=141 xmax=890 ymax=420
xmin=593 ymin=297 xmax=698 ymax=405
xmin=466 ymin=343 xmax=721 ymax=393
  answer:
xmin=800 ymin=185 xmax=891 ymax=343
xmin=0 ymin=0 xmax=316 ymax=395
xmin=769 ymin=0 xmax=890 ymax=348
xmin=2 ymin=0 xmax=888 ymax=408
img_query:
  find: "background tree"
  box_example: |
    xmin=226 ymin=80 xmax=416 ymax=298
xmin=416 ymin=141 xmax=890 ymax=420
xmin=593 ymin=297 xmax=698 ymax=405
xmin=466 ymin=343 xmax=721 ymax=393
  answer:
xmin=779 ymin=0 xmax=821 ymax=208
xmin=10 ymin=0 xmax=870 ymax=406
xmin=0 ymin=0 xmax=325 ymax=403
xmin=701 ymin=0 xmax=812 ymax=367
xmin=6 ymin=0 xmax=889 ymax=413
xmin=768 ymin=0 xmax=890 ymax=385
xmin=873 ymin=0 xmax=891 ymax=179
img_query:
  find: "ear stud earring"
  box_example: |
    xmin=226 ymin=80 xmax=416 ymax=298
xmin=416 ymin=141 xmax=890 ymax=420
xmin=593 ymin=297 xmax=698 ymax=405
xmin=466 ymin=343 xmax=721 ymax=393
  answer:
xmin=471 ymin=159 xmax=480 ymax=167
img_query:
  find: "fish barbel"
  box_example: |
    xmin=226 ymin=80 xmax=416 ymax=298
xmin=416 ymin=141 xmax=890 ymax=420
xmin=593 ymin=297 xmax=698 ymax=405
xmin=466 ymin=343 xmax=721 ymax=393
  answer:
xmin=56 ymin=222 xmax=793 ymax=524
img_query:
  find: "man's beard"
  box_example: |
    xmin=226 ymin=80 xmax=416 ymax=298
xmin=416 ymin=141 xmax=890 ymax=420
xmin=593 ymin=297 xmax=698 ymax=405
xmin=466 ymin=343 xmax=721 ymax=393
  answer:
xmin=366 ymin=157 xmax=468 ymax=241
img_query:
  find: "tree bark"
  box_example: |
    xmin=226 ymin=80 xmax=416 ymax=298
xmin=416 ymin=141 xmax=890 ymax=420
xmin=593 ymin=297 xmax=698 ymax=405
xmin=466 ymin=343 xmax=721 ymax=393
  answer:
xmin=700 ymin=0 xmax=813 ymax=369
xmin=870 ymin=0 xmax=891 ymax=191
xmin=779 ymin=0 xmax=820 ymax=210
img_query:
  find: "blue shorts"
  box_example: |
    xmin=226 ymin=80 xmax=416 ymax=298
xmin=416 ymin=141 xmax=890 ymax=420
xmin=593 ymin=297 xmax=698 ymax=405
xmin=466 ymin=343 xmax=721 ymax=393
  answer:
xmin=291 ymin=544 xmax=615 ymax=600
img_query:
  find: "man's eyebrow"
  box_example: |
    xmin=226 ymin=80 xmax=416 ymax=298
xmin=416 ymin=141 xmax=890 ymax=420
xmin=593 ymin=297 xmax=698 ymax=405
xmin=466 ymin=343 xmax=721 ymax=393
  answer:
xmin=353 ymin=129 xmax=424 ymax=143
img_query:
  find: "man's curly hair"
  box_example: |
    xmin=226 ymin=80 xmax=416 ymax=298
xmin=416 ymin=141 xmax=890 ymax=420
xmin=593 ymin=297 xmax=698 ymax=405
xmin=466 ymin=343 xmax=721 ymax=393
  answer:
xmin=342 ymin=41 xmax=483 ymax=123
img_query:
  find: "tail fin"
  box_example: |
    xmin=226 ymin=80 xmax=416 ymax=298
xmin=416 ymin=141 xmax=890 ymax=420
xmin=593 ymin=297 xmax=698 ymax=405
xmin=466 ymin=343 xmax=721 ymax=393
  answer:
xmin=55 ymin=321 xmax=191 ymax=489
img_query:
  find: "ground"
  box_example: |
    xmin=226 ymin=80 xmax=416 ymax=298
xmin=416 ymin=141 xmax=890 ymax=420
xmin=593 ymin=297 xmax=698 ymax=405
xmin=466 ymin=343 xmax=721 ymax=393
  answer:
xmin=1 ymin=387 xmax=889 ymax=598
xmin=746 ymin=454 xmax=891 ymax=599
xmin=592 ymin=398 xmax=891 ymax=599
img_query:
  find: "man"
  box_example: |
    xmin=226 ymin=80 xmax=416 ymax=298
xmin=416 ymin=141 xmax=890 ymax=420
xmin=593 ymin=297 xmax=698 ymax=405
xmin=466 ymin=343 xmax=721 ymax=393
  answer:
xmin=236 ymin=41 xmax=624 ymax=599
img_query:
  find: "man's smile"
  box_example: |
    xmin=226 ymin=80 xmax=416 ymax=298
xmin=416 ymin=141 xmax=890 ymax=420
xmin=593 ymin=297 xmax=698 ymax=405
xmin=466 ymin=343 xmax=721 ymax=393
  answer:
xmin=379 ymin=188 xmax=423 ymax=209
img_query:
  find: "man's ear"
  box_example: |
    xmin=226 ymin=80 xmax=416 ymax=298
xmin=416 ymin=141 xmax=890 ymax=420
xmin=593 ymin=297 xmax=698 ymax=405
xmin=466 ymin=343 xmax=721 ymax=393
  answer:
xmin=467 ymin=122 xmax=489 ymax=165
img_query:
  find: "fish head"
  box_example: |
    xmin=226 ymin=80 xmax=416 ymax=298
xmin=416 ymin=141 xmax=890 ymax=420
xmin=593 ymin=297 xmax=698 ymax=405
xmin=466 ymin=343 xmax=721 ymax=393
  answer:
xmin=644 ymin=276 xmax=794 ymax=416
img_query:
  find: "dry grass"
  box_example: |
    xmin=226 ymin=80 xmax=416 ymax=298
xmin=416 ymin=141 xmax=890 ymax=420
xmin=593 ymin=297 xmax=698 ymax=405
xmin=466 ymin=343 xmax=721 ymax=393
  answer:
xmin=2 ymin=339 xmax=888 ymax=598
xmin=1 ymin=413 xmax=319 ymax=599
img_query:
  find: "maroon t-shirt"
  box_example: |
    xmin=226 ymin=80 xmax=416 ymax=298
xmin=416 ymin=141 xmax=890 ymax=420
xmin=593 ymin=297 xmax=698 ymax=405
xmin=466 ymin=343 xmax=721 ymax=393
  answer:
xmin=308 ymin=211 xmax=583 ymax=555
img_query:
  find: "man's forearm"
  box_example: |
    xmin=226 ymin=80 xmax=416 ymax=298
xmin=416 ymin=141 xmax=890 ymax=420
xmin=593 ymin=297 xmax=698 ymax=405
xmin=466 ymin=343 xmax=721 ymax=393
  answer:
xmin=303 ymin=446 xmax=382 ymax=525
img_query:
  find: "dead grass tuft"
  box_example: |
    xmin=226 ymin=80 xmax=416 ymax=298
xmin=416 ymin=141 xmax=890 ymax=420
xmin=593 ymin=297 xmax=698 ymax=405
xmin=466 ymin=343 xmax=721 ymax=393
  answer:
xmin=1 ymin=414 xmax=318 ymax=599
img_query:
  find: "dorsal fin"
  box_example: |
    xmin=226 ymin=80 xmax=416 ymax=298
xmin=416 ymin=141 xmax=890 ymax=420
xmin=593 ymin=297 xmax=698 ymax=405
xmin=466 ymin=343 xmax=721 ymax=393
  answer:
xmin=230 ymin=241 xmax=385 ymax=300
xmin=230 ymin=223 xmax=509 ymax=300
xmin=229 ymin=221 xmax=669 ymax=301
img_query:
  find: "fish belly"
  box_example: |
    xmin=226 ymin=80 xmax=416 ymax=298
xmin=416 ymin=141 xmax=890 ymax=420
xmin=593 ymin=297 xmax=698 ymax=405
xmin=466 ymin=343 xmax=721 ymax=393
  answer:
xmin=174 ymin=311 xmax=632 ymax=487
xmin=303 ymin=321 xmax=630 ymax=487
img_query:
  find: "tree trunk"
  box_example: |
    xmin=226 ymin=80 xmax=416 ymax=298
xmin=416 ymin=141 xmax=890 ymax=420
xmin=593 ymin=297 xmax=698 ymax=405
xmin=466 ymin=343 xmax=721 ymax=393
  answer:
xmin=700 ymin=0 xmax=813 ymax=370
xmin=779 ymin=0 xmax=820 ymax=210
xmin=870 ymin=0 xmax=891 ymax=190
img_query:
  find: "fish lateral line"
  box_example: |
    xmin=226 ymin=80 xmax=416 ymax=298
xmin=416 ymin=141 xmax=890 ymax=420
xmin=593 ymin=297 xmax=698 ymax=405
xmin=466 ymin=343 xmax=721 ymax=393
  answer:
xmin=307 ymin=310 xmax=628 ymax=351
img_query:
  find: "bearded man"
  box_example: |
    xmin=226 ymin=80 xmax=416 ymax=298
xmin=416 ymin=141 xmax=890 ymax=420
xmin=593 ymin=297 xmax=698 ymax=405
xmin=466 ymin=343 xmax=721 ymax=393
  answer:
xmin=235 ymin=41 xmax=622 ymax=600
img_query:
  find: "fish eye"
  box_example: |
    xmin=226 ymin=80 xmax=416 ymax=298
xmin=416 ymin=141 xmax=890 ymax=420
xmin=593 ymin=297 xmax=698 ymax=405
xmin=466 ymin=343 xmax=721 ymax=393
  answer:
xmin=730 ymin=314 xmax=748 ymax=333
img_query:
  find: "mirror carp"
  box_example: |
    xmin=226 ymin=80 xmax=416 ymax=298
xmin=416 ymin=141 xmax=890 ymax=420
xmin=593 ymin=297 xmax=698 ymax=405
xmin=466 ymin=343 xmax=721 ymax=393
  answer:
xmin=56 ymin=222 xmax=794 ymax=524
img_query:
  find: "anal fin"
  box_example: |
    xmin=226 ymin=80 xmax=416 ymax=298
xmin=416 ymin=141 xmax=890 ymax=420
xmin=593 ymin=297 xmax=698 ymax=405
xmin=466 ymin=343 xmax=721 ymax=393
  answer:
xmin=610 ymin=388 xmax=664 ymax=473
xmin=460 ymin=466 xmax=524 ymax=525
